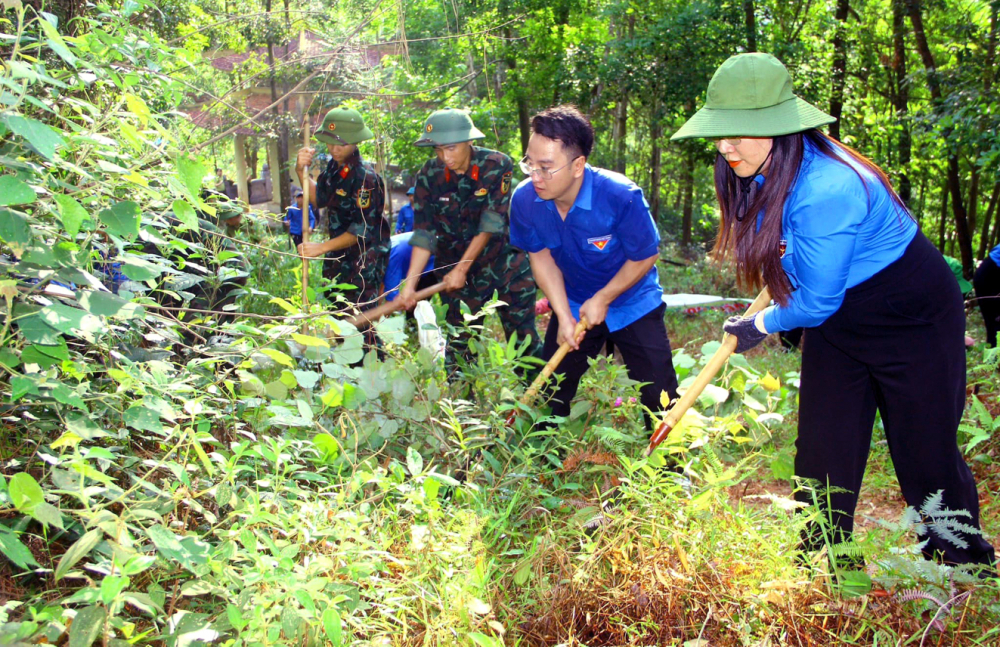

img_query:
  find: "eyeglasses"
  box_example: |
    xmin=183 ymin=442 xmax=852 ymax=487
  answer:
xmin=519 ymin=155 xmax=581 ymax=180
xmin=714 ymin=138 xmax=743 ymax=146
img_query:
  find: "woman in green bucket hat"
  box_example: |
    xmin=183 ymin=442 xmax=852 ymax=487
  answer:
xmin=673 ymin=53 xmax=995 ymax=571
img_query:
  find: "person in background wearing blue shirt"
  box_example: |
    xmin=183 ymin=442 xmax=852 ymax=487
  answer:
xmin=384 ymin=232 xmax=435 ymax=301
xmin=673 ymin=53 xmax=994 ymax=570
xmin=283 ymin=190 xmax=316 ymax=248
xmin=395 ymin=186 xmax=415 ymax=234
xmin=510 ymin=105 xmax=679 ymax=427
xmin=973 ymin=244 xmax=1000 ymax=348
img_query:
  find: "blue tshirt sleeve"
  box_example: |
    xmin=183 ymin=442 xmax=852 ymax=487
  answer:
xmin=763 ymin=177 xmax=868 ymax=332
xmin=509 ymin=181 xmax=545 ymax=253
xmin=616 ymin=185 xmax=660 ymax=261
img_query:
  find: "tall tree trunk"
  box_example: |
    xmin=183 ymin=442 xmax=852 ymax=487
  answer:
xmin=938 ymin=180 xmax=949 ymax=252
xmin=992 ymin=191 xmax=1000 ymax=249
xmin=744 ymin=0 xmax=757 ymax=51
xmin=967 ymin=167 xmax=980 ymax=239
xmin=972 ymin=5 xmax=998 ymax=251
xmin=828 ymin=0 xmax=851 ymax=142
xmin=504 ymin=26 xmax=531 ymax=155
xmin=264 ymin=0 xmax=290 ymax=210
xmin=916 ymin=173 xmax=927 ymax=228
xmin=681 ymin=147 xmax=694 ymax=246
xmin=891 ymin=0 xmax=911 ymax=206
xmin=906 ymin=0 xmax=974 ymax=277
xmin=649 ymin=100 xmax=662 ymax=220
xmin=613 ymin=98 xmax=627 ymax=174
xmin=517 ymin=95 xmax=530 ymax=156
xmin=979 ymin=182 xmax=1000 ymax=258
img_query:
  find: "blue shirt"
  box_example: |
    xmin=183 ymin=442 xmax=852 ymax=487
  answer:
xmin=990 ymin=244 xmax=1000 ymax=266
xmin=284 ymin=205 xmax=316 ymax=236
xmin=760 ymin=138 xmax=918 ymax=332
xmin=384 ymin=232 xmax=435 ymax=301
xmin=510 ymin=165 xmax=663 ymax=332
xmin=395 ymin=203 xmax=414 ymax=234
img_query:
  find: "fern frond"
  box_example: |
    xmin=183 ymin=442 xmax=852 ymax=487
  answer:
xmin=832 ymin=542 xmax=867 ymax=559
xmin=920 ymin=490 xmax=945 ymax=516
xmin=896 ymin=589 xmax=945 ymax=607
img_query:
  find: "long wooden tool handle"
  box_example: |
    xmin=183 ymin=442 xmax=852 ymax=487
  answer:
xmin=346 ymin=281 xmax=447 ymax=330
xmin=300 ymin=117 xmax=311 ymax=310
xmin=644 ymin=287 xmax=772 ymax=456
xmin=519 ymin=317 xmax=589 ymax=405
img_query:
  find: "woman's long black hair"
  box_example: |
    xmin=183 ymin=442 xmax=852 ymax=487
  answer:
xmin=711 ymin=129 xmax=911 ymax=305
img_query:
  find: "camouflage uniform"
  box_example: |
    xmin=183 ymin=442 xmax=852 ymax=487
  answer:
xmin=409 ymin=146 xmax=540 ymax=361
xmin=314 ymin=150 xmax=390 ymax=307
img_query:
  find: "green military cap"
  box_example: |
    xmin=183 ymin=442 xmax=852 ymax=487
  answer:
xmin=671 ymin=53 xmax=835 ymax=141
xmin=315 ymin=107 xmax=374 ymax=146
xmin=413 ymin=109 xmax=485 ymax=147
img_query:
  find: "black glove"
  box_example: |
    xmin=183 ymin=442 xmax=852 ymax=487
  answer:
xmin=723 ymin=314 xmax=768 ymax=354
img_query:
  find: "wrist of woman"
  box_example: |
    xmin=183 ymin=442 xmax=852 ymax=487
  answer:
xmin=753 ymin=311 xmax=768 ymax=334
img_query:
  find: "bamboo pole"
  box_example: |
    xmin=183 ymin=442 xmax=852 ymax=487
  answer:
xmin=300 ymin=117 xmax=311 ymax=310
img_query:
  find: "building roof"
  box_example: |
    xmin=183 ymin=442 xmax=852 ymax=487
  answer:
xmin=183 ymin=32 xmax=396 ymax=137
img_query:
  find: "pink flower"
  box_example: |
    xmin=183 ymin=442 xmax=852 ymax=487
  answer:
xmin=535 ymin=298 xmax=551 ymax=315
xmin=629 ymin=397 xmax=636 ymax=404
xmin=614 ymin=397 xmax=623 ymax=407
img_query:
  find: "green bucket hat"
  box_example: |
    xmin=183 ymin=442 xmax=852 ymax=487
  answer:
xmin=315 ymin=107 xmax=374 ymax=146
xmin=671 ymin=53 xmax=835 ymax=141
xmin=413 ymin=109 xmax=485 ymax=147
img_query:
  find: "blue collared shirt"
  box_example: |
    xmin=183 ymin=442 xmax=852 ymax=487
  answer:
xmin=510 ymin=165 xmax=663 ymax=332
xmin=383 ymin=232 xmax=436 ymax=301
xmin=395 ymin=203 xmax=414 ymax=234
xmin=284 ymin=205 xmax=316 ymax=236
xmin=759 ymin=138 xmax=918 ymax=332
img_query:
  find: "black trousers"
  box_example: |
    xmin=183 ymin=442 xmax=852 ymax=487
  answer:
xmin=779 ymin=327 xmax=804 ymax=350
xmin=973 ymin=255 xmax=1000 ymax=348
xmin=290 ymin=233 xmax=303 ymax=248
xmin=542 ymin=303 xmax=679 ymax=428
xmin=795 ymin=232 xmax=995 ymax=566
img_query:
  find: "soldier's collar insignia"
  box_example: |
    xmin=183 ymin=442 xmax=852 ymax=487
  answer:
xmin=470 ymin=165 xmax=480 ymax=181
xmin=474 ymin=188 xmax=488 ymax=197
xmin=336 ymin=188 xmax=348 ymax=196
xmin=339 ymin=164 xmax=351 ymax=179
xmin=444 ymin=169 xmax=450 ymax=182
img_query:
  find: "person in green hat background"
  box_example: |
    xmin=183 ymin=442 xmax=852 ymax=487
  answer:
xmin=673 ymin=53 xmax=995 ymax=570
xmin=397 ymin=108 xmax=541 ymax=368
xmin=296 ymin=107 xmax=390 ymax=315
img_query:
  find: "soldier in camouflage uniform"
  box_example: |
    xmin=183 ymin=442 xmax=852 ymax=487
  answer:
xmin=397 ymin=109 xmax=540 ymax=366
xmin=296 ymin=107 xmax=390 ymax=309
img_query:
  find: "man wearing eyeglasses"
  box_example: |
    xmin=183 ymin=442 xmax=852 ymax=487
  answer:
xmin=398 ymin=108 xmax=541 ymax=368
xmin=510 ymin=104 xmax=679 ymax=426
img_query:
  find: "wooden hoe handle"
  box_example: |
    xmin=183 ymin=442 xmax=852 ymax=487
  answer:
xmin=644 ymin=287 xmax=772 ymax=456
xmin=505 ymin=317 xmax=589 ymax=426
xmin=345 ymin=281 xmax=447 ymax=330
